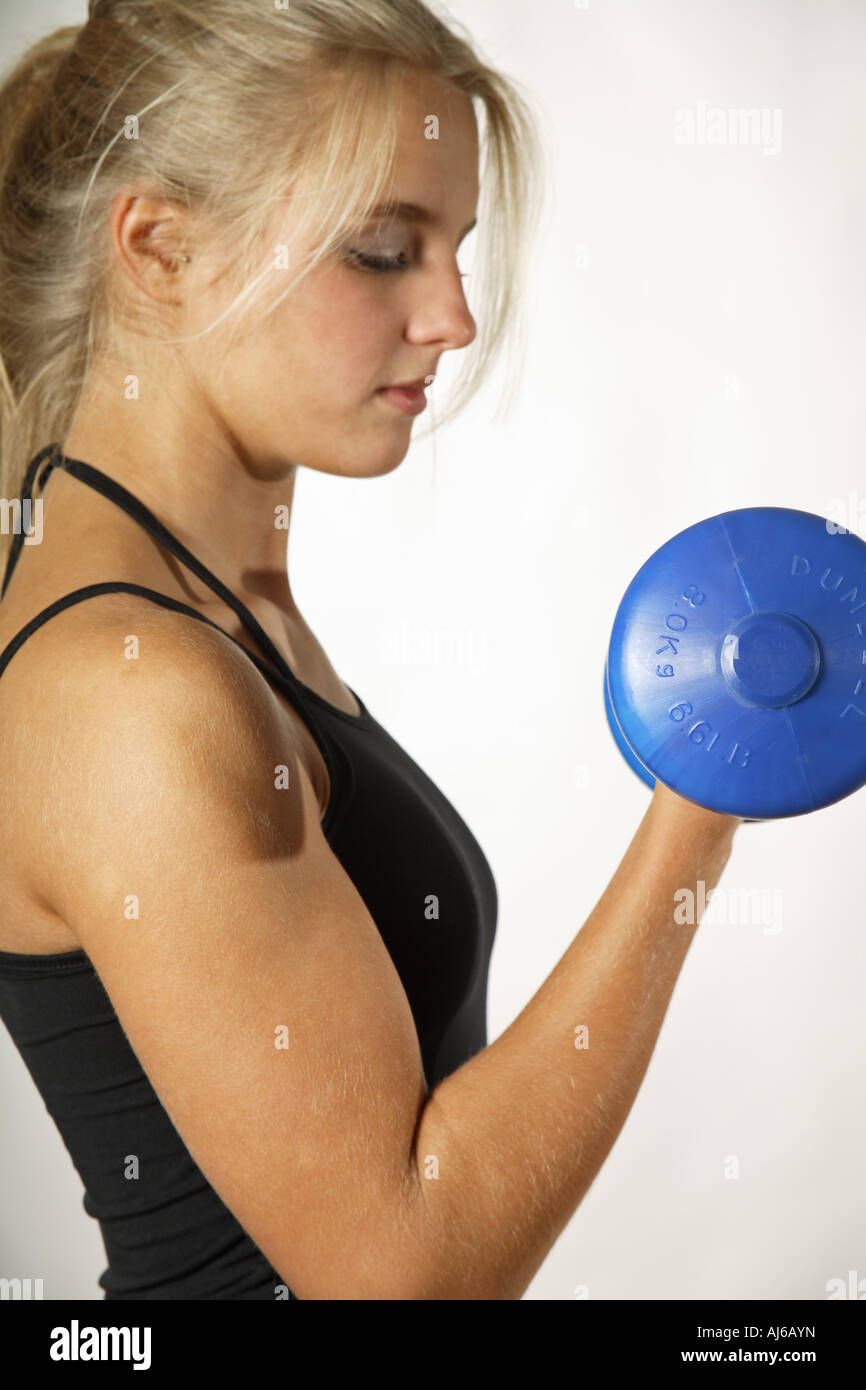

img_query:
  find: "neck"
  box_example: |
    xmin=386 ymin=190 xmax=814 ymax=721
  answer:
xmin=60 ymin=407 xmax=300 ymax=618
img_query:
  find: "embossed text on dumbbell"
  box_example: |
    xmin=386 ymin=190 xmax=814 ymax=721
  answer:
xmin=668 ymin=702 xmax=752 ymax=768
xmin=654 ymin=585 xmax=706 ymax=678
xmin=791 ymin=553 xmax=866 ymax=721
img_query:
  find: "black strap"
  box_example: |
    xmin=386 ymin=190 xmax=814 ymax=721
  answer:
xmin=0 ymin=444 xmax=342 ymax=801
xmin=1 ymin=443 xmax=61 ymax=600
xmin=3 ymin=445 xmax=298 ymax=692
xmin=0 ymin=581 xmax=296 ymax=687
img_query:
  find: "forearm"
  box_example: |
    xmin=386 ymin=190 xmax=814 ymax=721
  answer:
xmin=407 ymin=785 xmax=740 ymax=1300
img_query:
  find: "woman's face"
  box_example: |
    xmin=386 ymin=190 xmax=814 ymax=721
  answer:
xmin=191 ymin=70 xmax=480 ymax=481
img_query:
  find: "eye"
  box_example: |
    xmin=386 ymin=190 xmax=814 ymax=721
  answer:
xmin=344 ymin=249 xmax=470 ymax=277
xmin=344 ymin=248 xmax=411 ymax=272
xmin=342 ymin=227 xmax=469 ymax=277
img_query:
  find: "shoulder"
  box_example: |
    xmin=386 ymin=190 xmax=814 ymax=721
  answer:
xmin=1 ymin=587 xmax=278 ymax=735
xmin=1 ymin=591 xmax=324 ymax=906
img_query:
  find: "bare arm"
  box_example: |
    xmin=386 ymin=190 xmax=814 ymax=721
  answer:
xmin=409 ymin=780 xmax=741 ymax=1299
xmin=23 ymin=597 xmax=740 ymax=1300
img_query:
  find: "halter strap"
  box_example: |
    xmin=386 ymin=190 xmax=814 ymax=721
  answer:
xmin=2 ymin=445 xmax=297 ymax=691
xmin=1 ymin=443 xmax=60 ymax=600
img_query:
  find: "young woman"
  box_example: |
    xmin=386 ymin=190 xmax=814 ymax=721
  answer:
xmin=0 ymin=0 xmax=740 ymax=1300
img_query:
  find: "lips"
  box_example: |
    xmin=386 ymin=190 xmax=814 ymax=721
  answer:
xmin=376 ymin=382 xmax=429 ymax=416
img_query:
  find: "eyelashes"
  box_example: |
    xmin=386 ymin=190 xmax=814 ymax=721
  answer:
xmin=344 ymin=248 xmax=468 ymax=277
xmin=345 ymin=249 xmax=410 ymax=272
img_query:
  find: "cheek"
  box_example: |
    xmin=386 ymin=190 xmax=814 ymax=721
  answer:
xmin=289 ymin=274 xmax=396 ymax=392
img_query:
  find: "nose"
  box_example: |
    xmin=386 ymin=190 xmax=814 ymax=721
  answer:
xmin=405 ymin=264 xmax=477 ymax=353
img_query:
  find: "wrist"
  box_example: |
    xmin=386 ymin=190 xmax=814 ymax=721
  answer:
xmin=648 ymin=778 xmax=743 ymax=837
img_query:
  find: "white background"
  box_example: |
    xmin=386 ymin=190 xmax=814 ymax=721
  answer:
xmin=1 ymin=0 xmax=864 ymax=1301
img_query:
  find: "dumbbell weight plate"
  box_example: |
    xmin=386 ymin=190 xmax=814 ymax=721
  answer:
xmin=604 ymin=658 xmax=656 ymax=792
xmin=605 ymin=507 xmax=866 ymax=819
xmin=604 ymin=659 xmax=767 ymax=823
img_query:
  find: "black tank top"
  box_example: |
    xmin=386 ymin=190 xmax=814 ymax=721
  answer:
xmin=0 ymin=444 xmax=498 ymax=1300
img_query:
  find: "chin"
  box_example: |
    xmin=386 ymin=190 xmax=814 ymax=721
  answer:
xmin=295 ymin=434 xmax=407 ymax=479
xmin=352 ymin=434 xmax=414 ymax=479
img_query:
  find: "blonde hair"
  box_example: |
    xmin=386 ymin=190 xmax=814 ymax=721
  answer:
xmin=0 ymin=0 xmax=547 ymax=574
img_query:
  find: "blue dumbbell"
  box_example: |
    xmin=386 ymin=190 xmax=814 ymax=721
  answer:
xmin=605 ymin=507 xmax=866 ymax=819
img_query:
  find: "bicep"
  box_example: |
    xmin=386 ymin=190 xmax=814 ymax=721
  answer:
xmin=34 ymin=615 xmax=430 ymax=1298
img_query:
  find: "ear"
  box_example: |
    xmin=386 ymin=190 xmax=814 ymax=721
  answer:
xmin=109 ymin=191 xmax=193 ymax=305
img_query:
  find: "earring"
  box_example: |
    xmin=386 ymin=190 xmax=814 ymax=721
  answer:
xmin=179 ymin=255 xmax=191 ymax=263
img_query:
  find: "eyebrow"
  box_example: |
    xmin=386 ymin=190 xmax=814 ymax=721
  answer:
xmin=368 ymin=201 xmax=478 ymax=245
